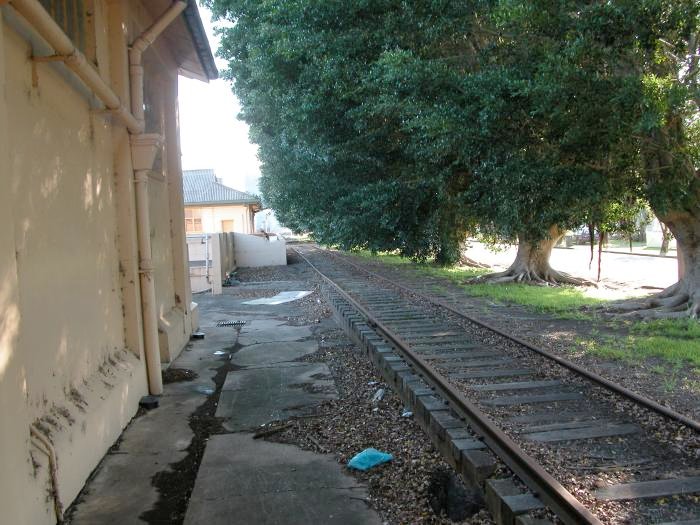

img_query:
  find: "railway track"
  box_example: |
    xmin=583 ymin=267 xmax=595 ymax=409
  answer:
xmin=292 ymin=244 xmax=700 ymax=525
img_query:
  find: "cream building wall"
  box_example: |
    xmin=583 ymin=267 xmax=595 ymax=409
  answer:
xmin=188 ymin=204 xmax=256 ymax=234
xmin=0 ymin=1 xmax=207 ymax=522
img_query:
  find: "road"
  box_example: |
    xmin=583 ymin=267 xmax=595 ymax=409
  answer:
xmin=467 ymin=242 xmax=678 ymax=291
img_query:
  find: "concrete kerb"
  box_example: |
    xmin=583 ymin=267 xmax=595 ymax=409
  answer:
xmin=323 ymin=287 xmax=551 ymax=525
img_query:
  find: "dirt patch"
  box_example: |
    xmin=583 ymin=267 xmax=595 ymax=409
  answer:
xmin=283 ymin=289 xmax=333 ymax=325
xmin=140 ymin=357 xmax=236 ymax=525
xmin=234 ymin=265 xmax=293 ymax=282
xmin=428 ymin=467 xmax=485 ymax=522
xmin=162 ymin=368 xmax=198 ymax=384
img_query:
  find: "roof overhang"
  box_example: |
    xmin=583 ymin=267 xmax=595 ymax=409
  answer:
xmin=146 ymin=0 xmax=218 ymax=81
xmin=186 ymin=201 xmax=262 ymax=208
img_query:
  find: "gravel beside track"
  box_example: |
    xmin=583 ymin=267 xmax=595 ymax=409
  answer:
xmin=234 ymin=255 xmax=495 ymax=524
xmin=293 ymin=244 xmax=700 ymax=524
xmin=337 ymin=250 xmax=700 ymax=423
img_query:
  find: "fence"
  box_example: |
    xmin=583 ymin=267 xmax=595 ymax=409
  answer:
xmin=186 ymin=233 xmax=287 ymax=294
xmin=186 ymin=234 xmax=213 ymax=293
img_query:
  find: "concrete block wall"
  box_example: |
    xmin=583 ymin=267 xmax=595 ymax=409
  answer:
xmin=189 ymin=233 xmax=288 ymax=295
xmin=233 ymin=232 xmax=287 ymax=268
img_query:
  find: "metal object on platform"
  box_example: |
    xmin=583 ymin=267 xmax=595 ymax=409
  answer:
xmin=191 ymin=331 xmax=206 ymax=339
xmin=139 ymin=395 xmax=159 ymax=410
xmin=216 ymin=320 xmax=246 ymax=328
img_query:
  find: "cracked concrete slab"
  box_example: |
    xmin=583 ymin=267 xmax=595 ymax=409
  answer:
xmin=183 ymin=434 xmax=381 ymax=525
xmin=216 ymin=362 xmax=336 ymax=431
xmin=213 ymin=303 xmax=304 ymax=317
xmin=67 ymin=452 xmax=158 ymax=525
xmin=231 ymin=340 xmax=318 ymax=367
xmin=237 ymin=323 xmax=313 ymax=346
xmin=67 ymin=392 xmax=202 ymax=525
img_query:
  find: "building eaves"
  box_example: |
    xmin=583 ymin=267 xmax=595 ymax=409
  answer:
xmin=186 ymin=199 xmax=260 ymax=207
xmin=183 ymin=0 xmax=218 ymax=80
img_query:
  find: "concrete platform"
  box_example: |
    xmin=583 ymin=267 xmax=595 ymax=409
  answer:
xmin=218 ymin=362 xmax=336 ymax=431
xmin=184 ymin=434 xmax=381 ymax=525
xmin=237 ymin=320 xmax=314 ymax=346
xmin=67 ymin=269 xmax=380 ymax=525
xmin=232 ymin=340 xmax=318 ymax=367
xmin=67 ymin=356 xmax=217 ymax=524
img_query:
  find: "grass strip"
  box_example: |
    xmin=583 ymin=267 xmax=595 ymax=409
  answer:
xmin=350 ymin=250 xmax=699 ymax=368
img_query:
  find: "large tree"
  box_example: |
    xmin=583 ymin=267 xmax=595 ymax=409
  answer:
xmin=209 ymin=0 xmax=617 ymax=273
xmin=209 ymin=0 xmax=478 ymax=261
xmin=507 ymin=0 xmax=700 ymax=315
xmin=209 ymin=0 xmax=700 ymax=312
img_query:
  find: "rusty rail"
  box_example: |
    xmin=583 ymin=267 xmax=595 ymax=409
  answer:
xmin=294 ymin=246 xmax=602 ymax=525
xmin=320 ymin=247 xmax=700 ymax=434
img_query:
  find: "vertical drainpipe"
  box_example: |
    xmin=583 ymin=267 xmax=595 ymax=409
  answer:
xmin=129 ymin=1 xmax=187 ymax=395
xmin=9 ymin=0 xmax=187 ymax=396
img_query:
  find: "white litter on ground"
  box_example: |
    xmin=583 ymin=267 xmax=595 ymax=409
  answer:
xmin=242 ymin=291 xmax=313 ymax=305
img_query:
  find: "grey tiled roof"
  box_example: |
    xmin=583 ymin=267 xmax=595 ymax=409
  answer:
xmin=183 ymin=169 xmax=259 ymax=206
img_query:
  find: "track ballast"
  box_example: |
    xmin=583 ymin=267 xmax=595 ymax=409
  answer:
xmin=294 ymin=244 xmax=700 ymax=525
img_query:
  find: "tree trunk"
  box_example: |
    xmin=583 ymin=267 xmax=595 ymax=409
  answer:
xmin=650 ymin=212 xmax=700 ymax=318
xmin=471 ymin=226 xmax=593 ymax=286
xmin=621 ymin=210 xmax=700 ymax=319
xmin=457 ymin=238 xmax=489 ymax=268
xmin=659 ymin=221 xmax=671 ymax=256
xmin=614 ymin=116 xmax=700 ymax=319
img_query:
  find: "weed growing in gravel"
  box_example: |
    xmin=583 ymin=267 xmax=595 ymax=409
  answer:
xmin=662 ymin=376 xmax=678 ymax=393
xmin=651 ymin=365 xmax=667 ymax=375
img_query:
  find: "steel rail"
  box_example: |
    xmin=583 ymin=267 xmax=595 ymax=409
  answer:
xmin=294 ymin=246 xmax=602 ymax=525
xmin=317 ymin=246 xmax=700 ymax=434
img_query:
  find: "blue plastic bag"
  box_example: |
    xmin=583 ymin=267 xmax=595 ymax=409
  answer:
xmin=347 ymin=448 xmax=393 ymax=471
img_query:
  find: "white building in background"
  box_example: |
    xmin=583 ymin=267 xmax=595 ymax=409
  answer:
xmin=646 ymin=218 xmax=677 ymax=250
xmin=183 ymin=169 xmax=261 ymax=234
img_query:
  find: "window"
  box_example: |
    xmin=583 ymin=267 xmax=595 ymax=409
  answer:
xmin=185 ymin=208 xmax=202 ymax=233
xmin=39 ymin=0 xmax=95 ymax=59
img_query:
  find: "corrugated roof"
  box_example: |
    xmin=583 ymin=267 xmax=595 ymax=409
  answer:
xmin=183 ymin=169 xmax=260 ymax=206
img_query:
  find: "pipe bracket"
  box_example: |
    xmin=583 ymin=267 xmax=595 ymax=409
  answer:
xmin=139 ymin=260 xmax=155 ymax=272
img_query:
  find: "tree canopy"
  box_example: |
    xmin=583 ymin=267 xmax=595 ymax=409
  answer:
xmin=209 ymin=0 xmax=700 ymax=315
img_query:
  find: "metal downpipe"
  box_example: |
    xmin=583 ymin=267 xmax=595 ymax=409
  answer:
xmin=129 ymin=1 xmax=186 ymax=395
